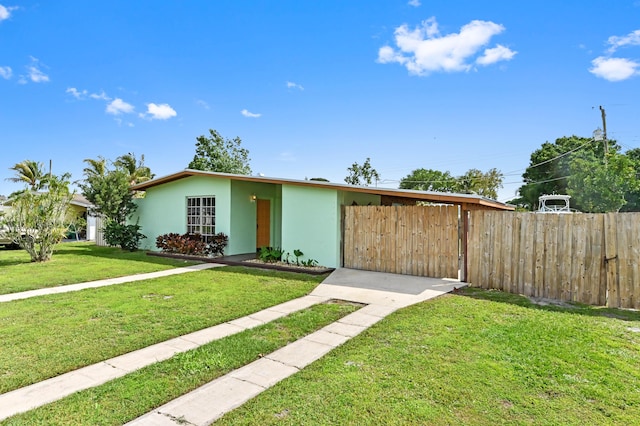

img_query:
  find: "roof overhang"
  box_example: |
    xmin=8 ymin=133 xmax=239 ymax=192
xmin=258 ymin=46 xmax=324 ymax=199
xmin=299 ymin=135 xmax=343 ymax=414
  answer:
xmin=130 ymin=169 xmax=514 ymax=211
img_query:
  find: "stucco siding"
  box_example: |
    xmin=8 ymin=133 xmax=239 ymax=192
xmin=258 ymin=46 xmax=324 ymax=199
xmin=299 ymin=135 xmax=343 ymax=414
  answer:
xmin=229 ymin=181 xmax=282 ymax=254
xmin=281 ymin=185 xmax=340 ymax=268
xmin=134 ymin=176 xmax=231 ymax=251
xmin=340 ymin=191 xmax=381 ymax=207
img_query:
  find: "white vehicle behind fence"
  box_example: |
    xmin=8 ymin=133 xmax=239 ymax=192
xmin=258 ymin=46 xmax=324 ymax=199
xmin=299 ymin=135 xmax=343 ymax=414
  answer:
xmin=537 ymin=194 xmax=575 ymax=214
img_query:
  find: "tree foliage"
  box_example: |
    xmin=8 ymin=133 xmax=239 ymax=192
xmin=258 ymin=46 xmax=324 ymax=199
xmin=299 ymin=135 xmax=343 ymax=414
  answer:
xmin=345 ymin=158 xmax=380 ymax=186
xmin=399 ymin=167 xmax=503 ymax=199
xmin=80 ymin=154 xmax=149 ymax=250
xmin=513 ymin=135 xmax=640 ymax=212
xmin=399 ymin=169 xmax=458 ymax=192
xmin=113 ymin=153 xmax=154 ymax=185
xmin=458 ymin=168 xmax=503 ymax=199
xmin=6 ymin=160 xmax=47 ymax=191
xmin=188 ymin=129 xmax=251 ymax=175
xmin=2 ymin=171 xmax=72 ymax=262
xmin=567 ymin=152 xmax=638 ymax=213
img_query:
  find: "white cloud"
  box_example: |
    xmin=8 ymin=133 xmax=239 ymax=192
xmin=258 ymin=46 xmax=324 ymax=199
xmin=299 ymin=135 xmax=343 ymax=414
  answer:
xmin=25 ymin=57 xmax=49 ymax=83
xmin=408 ymin=0 xmax=421 ymax=7
xmin=141 ymin=103 xmax=177 ymax=120
xmin=607 ymin=29 xmax=640 ymax=53
xmin=0 ymin=4 xmax=17 ymax=21
xmin=106 ymin=98 xmax=135 ymax=115
xmin=0 ymin=66 xmax=11 ymax=79
xmin=377 ymin=17 xmax=515 ymax=75
xmin=66 ymin=87 xmax=87 ymax=99
xmin=286 ymin=81 xmax=304 ymax=90
xmin=90 ymin=91 xmax=110 ymax=100
xmin=589 ymin=56 xmax=640 ymax=81
xmin=196 ymin=99 xmax=210 ymax=109
xmin=477 ymin=44 xmax=517 ymax=65
xmin=241 ymin=109 xmax=261 ymax=118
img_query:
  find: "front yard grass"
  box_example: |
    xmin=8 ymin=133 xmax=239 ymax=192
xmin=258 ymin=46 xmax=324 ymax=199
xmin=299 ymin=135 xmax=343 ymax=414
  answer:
xmin=0 ymin=242 xmax=198 ymax=295
xmin=0 ymin=266 xmax=326 ymax=394
xmin=4 ymin=301 xmax=359 ymax=426
xmin=216 ymin=288 xmax=640 ymax=425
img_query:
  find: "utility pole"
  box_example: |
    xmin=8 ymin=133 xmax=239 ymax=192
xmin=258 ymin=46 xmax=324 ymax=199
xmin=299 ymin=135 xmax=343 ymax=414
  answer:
xmin=599 ymin=105 xmax=608 ymax=159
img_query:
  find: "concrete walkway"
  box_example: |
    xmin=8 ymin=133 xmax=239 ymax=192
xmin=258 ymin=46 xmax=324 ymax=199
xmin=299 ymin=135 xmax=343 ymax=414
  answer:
xmin=0 ymin=267 xmax=462 ymax=423
xmin=0 ymin=263 xmax=222 ymax=303
xmin=127 ymin=269 xmax=462 ymax=426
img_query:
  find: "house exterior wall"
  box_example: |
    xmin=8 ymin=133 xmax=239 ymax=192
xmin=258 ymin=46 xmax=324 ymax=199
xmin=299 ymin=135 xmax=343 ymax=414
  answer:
xmin=340 ymin=191 xmax=381 ymax=206
xmin=281 ymin=185 xmax=340 ymax=268
xmin=134 ymin=176 xmax=232 ymax=251
xmin=229 ymin=181 xmax=282 ymax=254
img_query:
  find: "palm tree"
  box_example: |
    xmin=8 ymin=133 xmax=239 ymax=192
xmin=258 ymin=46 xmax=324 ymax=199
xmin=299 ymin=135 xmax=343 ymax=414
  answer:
xmin=6 ymin=160 xmax=46 ymax=190
xmin=114 ymin=153 xmax=154 ymax=185
xmin=82 ymin=156 xmax=107 ymax=179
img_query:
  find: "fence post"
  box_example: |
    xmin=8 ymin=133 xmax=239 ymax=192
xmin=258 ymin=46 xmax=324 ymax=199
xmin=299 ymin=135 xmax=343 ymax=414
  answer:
xmin=461 ymin=205 xmax=469 ymax=282
xmin=604 ymin=213 xmax=618 ymax=308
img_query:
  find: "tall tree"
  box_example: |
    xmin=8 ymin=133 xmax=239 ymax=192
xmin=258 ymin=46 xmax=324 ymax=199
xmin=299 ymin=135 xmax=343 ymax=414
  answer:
xmin=400 ymin=168 xmax=459 ymax=192
xmin=567 ymin=151 xmax=637 ymax=213
xmin=399 ymin=167 xmax=503 ymax=199
xmin=6 ymin=160 xmax=47 ymax=190
xmin=458 ymin=168 xmax=503 ymax=199
xmin=345 ymin=158 xmax=380 ymax=186
xmin=80 ymin=155 xmax=148 ymax=250
xmin=82 ymin=156 xmax=107 ymax=179
xmin=516 ymin=135 xmax=620 ymax=210
xmin=188 ymin=129 xmax=251 ymax=175
xmin=620 ymin=148 xmax=640 ymax=212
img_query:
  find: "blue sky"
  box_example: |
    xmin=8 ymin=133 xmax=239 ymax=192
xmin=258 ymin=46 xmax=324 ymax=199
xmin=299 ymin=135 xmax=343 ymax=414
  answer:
xmin=1 ymin=1 xmax=640 ymax=202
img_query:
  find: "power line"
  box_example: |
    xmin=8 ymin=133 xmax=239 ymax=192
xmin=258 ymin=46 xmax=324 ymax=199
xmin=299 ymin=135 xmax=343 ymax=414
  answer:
xmin=503 ymin=138 xmax=595 ymax=176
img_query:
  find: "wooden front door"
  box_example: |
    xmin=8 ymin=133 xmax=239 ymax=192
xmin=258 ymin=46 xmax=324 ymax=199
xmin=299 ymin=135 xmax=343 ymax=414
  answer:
xmin=256 ymin=199 xmax=271 ymax=249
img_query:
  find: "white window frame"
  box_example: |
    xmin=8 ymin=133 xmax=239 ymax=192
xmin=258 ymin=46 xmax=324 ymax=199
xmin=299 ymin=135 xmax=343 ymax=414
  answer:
xmin=186 ymin=196 xmax=216 ymax=242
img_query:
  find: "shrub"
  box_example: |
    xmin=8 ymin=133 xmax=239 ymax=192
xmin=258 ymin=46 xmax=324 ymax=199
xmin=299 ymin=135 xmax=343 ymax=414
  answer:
xmin=104 ymin=221 xmax=146 ymax=251
xmin=206 ymin=232 xmax=229 ymax=257
xmin=156 ymin=232 xmax=228 ymax=257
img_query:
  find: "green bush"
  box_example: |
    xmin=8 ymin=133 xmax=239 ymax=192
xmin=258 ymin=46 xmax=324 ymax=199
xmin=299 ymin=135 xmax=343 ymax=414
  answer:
xmin=104 ymin=221 xmax=146 ymax=251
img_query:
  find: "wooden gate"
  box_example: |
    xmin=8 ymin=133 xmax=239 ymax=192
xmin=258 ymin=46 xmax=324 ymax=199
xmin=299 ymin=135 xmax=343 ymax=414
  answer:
xmin=342 ymin=205 xmax=459 ymax=279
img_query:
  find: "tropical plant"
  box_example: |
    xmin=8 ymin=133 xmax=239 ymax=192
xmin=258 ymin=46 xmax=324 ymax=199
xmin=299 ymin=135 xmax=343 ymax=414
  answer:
xmin=156 ymin=232 xmax=228 ymax=257
xmin=258 ymin=246 xmax=283 ymax=263
xmin=80 ymin=154 xmax=153 ymax=250
xmin=113 ymin=153 xmax=154 ymax=185
xmin=6 ymin=160 xmax=47 ymax=190
xmin=3 ymin=174 xmax=73 ymax=261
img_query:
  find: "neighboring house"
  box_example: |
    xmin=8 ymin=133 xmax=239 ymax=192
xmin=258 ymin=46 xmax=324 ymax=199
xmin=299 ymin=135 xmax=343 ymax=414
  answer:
xmin=69 ymin=194 xmax=96 ymax=241
xmin=130 ymin=170 xmax=513 ymax=268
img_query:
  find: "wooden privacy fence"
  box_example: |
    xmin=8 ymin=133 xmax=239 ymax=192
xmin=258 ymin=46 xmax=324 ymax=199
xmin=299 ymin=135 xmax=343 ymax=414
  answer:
xmin=343 ymin=205 xmax=459 ymax=279
xmin=467 ymin=211 xmax=640 ymax=309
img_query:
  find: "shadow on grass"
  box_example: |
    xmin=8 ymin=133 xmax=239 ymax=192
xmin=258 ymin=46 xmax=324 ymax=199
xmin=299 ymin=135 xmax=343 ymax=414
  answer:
xmin=49 ymin=242 xmax=198 ymax=267
xmin=458 ymin=286 xmax=640 ymax=322
xmin=213 ymin=265 xmax=330 ymax=283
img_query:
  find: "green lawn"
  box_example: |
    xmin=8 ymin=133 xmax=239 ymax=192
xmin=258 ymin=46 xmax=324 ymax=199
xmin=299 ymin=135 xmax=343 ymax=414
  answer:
xmin=214 ymin=288 xmax=640 ymax=425
xmin=0 ymin=266 xmax=326 ymax=394
xmin=4 ymin=302 xmax=359 ymax=426
xmin=0 ymin=242 xmax=198 ymax=294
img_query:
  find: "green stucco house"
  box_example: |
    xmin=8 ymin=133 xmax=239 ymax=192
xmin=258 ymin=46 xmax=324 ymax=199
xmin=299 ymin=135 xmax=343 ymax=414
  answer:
xmin=130 ymin=170 xmax=511 ymax=268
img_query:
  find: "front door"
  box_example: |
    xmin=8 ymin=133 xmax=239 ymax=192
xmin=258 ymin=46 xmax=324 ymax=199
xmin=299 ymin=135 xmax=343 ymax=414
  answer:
xmin=256 ymin=199 xmax=271 ymax=249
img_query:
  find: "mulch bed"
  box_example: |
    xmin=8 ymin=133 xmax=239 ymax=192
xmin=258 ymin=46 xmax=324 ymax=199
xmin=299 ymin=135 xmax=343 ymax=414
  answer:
xmin=147 ymin=252 xmax=334 ymax=275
